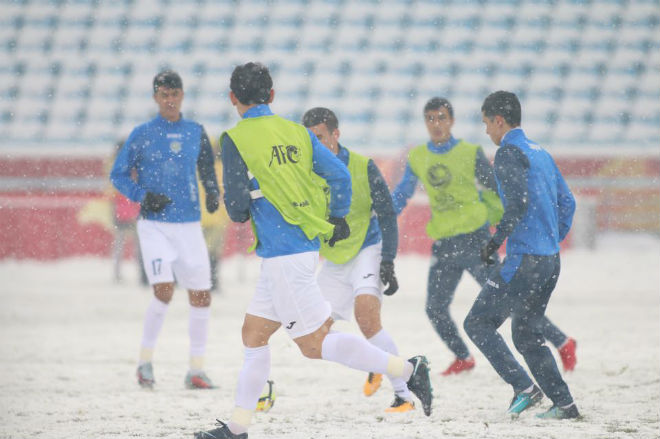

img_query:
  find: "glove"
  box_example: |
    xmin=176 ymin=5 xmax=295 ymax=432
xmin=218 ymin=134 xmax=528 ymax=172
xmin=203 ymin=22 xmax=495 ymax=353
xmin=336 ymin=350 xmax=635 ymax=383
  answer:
xmin=142 ymin=192 xmax=172 ymax=213
xmin=327 ymin=216 xmax=350 ymax=247
xmin=379 ymin=260 xmax=399 ymax=296
xmin=206 ymin=191 xmax=220 ymax=213
xmin=480 ymin=239 xmax=500 ymax=265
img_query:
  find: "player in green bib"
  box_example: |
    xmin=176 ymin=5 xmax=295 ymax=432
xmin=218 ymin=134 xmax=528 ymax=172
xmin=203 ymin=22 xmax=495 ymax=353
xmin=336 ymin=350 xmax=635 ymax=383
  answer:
xmin=195 ymin=63 xmax=433 ymax=439
xmin=392 ymin=97 xmax=577 ymax=377
xmin=303 ymin=107 xmax=417 ymax=414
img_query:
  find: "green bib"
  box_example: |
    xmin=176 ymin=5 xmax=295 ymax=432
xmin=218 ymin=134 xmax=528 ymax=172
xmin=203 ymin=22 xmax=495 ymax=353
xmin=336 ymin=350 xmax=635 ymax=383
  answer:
xmin=320 ymin=150 xmax=372 ymax=264
xmin=223 ymin=115 xmax=333 ymax=249
xmin=408 ymin=140 xmax=494 ymax=239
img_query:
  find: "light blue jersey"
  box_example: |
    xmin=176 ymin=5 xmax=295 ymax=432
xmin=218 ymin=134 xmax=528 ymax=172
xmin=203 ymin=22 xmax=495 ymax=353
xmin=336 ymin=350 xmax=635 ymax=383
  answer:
xmin=110 ymin=114 xmax=216 ymax=223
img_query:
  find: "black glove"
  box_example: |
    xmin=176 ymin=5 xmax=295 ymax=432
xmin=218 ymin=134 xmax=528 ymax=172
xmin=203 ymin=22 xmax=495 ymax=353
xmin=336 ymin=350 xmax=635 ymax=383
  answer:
xmin=380 ymin=260 xmax=399 ymax=296
xmin=142 ymin=192 xmax=172 ymax=213
xmin=327 ymin=216 xmax=350 ymax=247
xmin=206 ymin=191 xmax=220 ymax=213
xmin=480 ymin=239 xmax=500 ymax=265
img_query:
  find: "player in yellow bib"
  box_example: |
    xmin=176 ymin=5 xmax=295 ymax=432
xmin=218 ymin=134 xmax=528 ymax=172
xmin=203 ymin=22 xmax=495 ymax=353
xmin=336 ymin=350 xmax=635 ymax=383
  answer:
xmin=392 ymin=97 xmax=577 ymax=377
xmin=303 ymin=107 xmax=416 ymax=413
xmin=194 ymin=63 xmax=433 ymax=439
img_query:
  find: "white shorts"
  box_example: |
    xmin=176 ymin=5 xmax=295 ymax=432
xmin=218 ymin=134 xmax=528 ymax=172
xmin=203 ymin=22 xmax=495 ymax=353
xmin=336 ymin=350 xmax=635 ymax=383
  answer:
xmin=317 ymin=243 xmax=383 ymax=321
xmin=137 ymin=219 xmax=211 ymax=290
xmin=247 ymin=251 xmax=332 ymax=339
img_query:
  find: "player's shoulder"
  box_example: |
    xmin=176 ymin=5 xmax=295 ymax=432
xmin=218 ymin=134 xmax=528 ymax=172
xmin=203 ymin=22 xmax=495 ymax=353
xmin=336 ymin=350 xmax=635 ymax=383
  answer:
xmin=179 ymin=116 xmax=204 ymax=131
xmin=456 ymin=139 xmax=482 ymax=151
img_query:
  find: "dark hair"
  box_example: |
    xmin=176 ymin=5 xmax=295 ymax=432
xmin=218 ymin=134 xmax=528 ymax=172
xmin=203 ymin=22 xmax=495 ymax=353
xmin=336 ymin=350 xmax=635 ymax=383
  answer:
xmin=424 ymin=97 xmax=454 ymax=118
xmin=301 ymin=107 xmax=339 ymax=132
xmin=153 ymin=70 xmax=183 ymax=93
xmin=481 ymin=91 xmax=521 ymax=127
xmin=230 ymin=62 xmax=273 ymax=105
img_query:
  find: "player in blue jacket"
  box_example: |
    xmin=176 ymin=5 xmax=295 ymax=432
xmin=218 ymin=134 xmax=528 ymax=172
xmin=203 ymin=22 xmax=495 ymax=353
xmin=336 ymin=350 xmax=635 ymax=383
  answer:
xmin=194 ymin=62 xmax=433 ymax=439
xmin=463 ymin=91 xmax=579 ymax=419
xmin=110 ymin=70 xmax=220 ymax=390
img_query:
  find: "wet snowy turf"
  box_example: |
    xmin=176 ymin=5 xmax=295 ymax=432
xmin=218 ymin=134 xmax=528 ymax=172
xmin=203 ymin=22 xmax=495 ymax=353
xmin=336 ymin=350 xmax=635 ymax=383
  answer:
xmin=1 ymin=234 xmax=658 ymax=438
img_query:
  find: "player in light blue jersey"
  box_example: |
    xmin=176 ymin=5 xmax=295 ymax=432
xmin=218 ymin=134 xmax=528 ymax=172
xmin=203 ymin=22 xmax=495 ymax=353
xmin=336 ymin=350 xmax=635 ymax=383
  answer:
xmin=464 ymin=91 xmax=579 ymax=420
xmin=110 ymin=70 xmax=220 ymax=390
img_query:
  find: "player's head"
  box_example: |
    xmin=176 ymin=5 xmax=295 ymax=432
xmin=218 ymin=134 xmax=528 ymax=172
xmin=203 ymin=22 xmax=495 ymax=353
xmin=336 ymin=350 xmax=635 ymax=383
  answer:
xmin=153 ymin=70 xmax=183 ymax=93
xmin=423 ymin=97 xmax=454 ymax=145
xmin=152 ymin=70 xmax=184 ymax=122
xmin=229 ymin=62 xmax=274 ymax=108
xmin=481 ymin=91 xmax=521 ymax=146
xmin=302 ymin=107 xmax=340 ymax=154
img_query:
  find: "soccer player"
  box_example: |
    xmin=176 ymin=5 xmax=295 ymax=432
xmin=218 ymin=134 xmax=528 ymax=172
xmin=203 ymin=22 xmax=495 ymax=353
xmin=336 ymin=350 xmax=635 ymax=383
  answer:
xmin=110 ymin=70 xmax=221 ymax=390
xmin=194 ymin=62 xmax=433 ymax=439
xmin=463 ymin=91 xmax=579 ymax=419
xmin=302 ymin=107 xmax=414 ymax=413
xmin=392 ymin=97 xmax=577 ymax=376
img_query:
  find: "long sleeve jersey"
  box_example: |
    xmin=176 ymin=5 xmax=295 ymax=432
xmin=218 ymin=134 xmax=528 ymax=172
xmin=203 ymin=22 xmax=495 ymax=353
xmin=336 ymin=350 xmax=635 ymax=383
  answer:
xmin=110 ymin=114 xmax=219 ymax=223
xmin=221 ymin=105 xmax=351 ymax=258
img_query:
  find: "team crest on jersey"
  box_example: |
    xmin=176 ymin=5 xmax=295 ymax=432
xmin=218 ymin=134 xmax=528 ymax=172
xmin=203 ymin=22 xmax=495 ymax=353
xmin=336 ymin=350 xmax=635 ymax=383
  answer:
xmin=170 ymin=141 xmax=182 ymax=153
xmin=427 ymin=163 xmax=451 ymax=188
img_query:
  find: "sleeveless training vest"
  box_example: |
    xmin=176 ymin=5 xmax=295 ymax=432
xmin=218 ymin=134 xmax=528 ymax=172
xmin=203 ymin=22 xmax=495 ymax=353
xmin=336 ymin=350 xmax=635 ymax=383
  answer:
xmin=408 ymin=140 xmax=490 ymax=239
xmin=223 ymin=115 xmax=333 ymax=247
xmin=319 ymin=150 xmax=372 ymax=264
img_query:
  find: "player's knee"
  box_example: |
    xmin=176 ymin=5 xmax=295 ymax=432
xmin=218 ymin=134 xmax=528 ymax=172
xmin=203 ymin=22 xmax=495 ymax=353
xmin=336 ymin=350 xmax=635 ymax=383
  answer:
xmin=153 ymin=283 xmax=174 ymax=304
xmin=294 ymin=320 xmax=332 ymax=359
xmin=463 ymin=313 xmax=480 ymax=341
xmin=189 ymin=289 xmax=211 ymax=307
xmin=296 ymin=339 xmax=323 ymax=359
xmin=512 ymin=328 xmax=542 ymax=355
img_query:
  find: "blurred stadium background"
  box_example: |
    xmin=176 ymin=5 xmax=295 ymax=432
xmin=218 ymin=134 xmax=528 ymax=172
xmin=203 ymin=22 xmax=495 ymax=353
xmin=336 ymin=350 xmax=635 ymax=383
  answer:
xmin=1 ymin=0 xmax=659 ymax=260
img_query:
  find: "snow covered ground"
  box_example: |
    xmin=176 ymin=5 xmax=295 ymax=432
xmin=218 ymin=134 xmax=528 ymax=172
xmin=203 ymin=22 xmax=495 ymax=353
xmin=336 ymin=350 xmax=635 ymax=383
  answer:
xmin=1 ymin=233 xmax=659 ymax=439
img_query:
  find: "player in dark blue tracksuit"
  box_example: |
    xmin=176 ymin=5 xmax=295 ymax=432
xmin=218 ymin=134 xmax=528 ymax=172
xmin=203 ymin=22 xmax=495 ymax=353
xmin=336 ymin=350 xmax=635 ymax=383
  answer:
xmin=464 ymin=91 xmax=580 ymax=419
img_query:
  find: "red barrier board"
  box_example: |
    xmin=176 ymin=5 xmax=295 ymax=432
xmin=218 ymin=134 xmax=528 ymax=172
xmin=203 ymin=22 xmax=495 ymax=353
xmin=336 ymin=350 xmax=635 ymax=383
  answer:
xmin=0 ymin=154 xmax=657 ymax=260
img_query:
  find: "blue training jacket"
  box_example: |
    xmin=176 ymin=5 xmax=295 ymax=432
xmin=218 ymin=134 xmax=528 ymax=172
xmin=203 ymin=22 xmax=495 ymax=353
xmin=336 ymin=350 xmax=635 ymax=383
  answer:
xmin=221 ymin=105 xmax=351 ymax=259
xmin=110 ymin=114 xmax=219 ymax=223
xmin=493 ymin=128 xmax=576 ymax=257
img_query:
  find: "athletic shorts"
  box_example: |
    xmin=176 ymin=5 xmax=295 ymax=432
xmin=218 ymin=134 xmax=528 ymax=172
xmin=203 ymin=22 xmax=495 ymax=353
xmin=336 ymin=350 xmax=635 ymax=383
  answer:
xmin=317 ymin=243 xmax=383 ymax=321
xmin=137 ymin=219 xmax=211 ymax=290
xmin=247 ymin=251 xmax=332 ymax=339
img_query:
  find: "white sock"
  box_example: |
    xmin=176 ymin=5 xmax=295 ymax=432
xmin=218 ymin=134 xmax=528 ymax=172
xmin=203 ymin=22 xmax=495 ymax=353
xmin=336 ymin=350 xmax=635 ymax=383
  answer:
xmin=368 ymin=329 xmax=412 ymax=399
xmin=229 ymin=345 xmax=271 ymax=434
xmin=321 ymin=331 xmax=412 ymax=380
xmin=139 ymin=297 xmax=168 ymax=364
xmin=189 ymin=305 xmax=210 ymax=372
xmin=367 ymin=328 xmax=399 ymax=355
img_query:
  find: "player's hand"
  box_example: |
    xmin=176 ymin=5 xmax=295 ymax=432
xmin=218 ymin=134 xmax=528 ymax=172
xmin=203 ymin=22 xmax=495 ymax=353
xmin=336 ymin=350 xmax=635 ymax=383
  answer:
xmin=142 ymin=192 xmax=172 ymax=213
xmin=206 ymin=191 xmax=220 ymax=213
xmin=327 ymin=216 xmax=350 ymax=247
xmin=380 ymin=260 xmax=399 ymax=296
xmin=480 ymin=239 xmax=500 ymax=265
